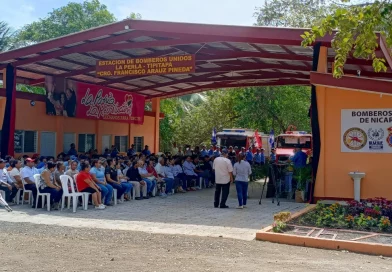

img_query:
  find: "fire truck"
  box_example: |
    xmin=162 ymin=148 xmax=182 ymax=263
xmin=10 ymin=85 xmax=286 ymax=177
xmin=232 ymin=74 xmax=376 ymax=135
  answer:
xmin=216 ymin=129 xmax=270 ymax=154
xmin=275 ymin=130 xmax=312 ymax=162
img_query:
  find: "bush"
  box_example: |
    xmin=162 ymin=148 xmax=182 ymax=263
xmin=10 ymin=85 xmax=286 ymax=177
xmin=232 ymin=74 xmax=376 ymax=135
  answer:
xmin=272 ymin=220 xmax=287 ymax=233
xmin=295 ymin=199 xmax=392 ymax=233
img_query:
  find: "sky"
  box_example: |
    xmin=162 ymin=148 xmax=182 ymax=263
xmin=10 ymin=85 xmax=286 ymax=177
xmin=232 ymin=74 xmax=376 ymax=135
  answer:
xmin=1 ymin=0 xmax=262 ymax=30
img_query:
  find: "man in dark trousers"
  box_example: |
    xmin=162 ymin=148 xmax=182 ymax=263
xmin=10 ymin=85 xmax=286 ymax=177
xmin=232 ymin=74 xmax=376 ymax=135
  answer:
xmin=213 ymin=149 xmax=233 ymax=208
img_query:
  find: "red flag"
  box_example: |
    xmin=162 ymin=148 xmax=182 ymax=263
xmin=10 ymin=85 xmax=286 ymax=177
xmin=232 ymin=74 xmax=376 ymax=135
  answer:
xmin=254 ymin=130 xmax=262 ymax=148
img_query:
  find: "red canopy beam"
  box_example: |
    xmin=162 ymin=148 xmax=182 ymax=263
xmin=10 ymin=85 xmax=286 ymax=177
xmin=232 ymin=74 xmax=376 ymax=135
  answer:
xmin=380 ymin=35 xmax=392 ymax=70
xmin=125 ymin=72 xmax=309 ymax=93
xmin=0 ymin=30 xmax=146 ymax=63
xmin=0 ymin=32 xmax=222 ymax=69
xmin=0 ymin=20 xmax=135 ymax=62
xmin=128 ymin=20 xmax=335 ymax=46
xmin=152 ymin=78 xmax=309 ymax=99
xmin=100 ymin=62 xmax=311 ymax=86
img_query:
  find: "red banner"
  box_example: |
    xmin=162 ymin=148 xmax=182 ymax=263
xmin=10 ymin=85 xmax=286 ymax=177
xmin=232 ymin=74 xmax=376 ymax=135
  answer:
xmin=74 ymin=81 xmax=145 ymax=124
xmin=45 ymin=76 xmax=145 ymax=124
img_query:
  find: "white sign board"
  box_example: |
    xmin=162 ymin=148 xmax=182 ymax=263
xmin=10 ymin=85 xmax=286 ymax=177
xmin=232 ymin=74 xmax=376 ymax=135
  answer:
xmin=341 ymin=109 xmax=392 ymax=153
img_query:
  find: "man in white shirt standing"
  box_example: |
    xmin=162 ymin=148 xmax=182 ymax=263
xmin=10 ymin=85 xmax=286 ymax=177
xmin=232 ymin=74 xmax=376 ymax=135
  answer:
xmin=213 ymin=149 xmax=233 ymax=208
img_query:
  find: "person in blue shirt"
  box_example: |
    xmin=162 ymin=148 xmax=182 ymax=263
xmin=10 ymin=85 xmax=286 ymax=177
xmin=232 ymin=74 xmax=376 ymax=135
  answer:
xmin=127 ymin=144 xmax=136 ymax=157
xmin=110 ymin=145 xmax=119 ymax=158
xmin=270 ymin=148 xmax=276 ymax=162
xmin=36 ymin=156 xmax=46 ymax=169
xmin=245 ymin=147 xmax=254 ymax=165
xmin=290 ymin=147 xmax=308 ymax=168
xmin=200 ymin=145 xmax=209 ymax=157
xmin=142 ymin=145 xmax=151 ymax=156
xmin=208 ymin=145 xmax=214 ymax=157
xmin=103 ymin=148 xmax=111 ymax=158
xmin=213 ymin=146 xmax=221 ymax=157
xmin=67 ymin=143 xmax=78 ymax=156
xmin=254 ymin=149 xmax=265 ymax=165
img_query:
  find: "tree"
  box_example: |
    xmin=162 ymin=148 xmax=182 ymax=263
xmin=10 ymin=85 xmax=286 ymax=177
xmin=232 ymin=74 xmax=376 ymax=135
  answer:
xmin=159 ymin=86 xmax=311 ymax=151
xmin=0 ymin=21 xmax=12 ymax=52
xmin=302 ymin=0 xmax=392 ymax=78
xmin=160 ymin=90 xmax=238 ymax=150
xmin=128 ymin=12 xmax=142 ymax=20
xmin=232 ymin=86 xmax=311 ymax=133
xmin=254 ymin=0 xmax=330 ymax=28
xmin=15 ymin=0 xmax=116 ymax=43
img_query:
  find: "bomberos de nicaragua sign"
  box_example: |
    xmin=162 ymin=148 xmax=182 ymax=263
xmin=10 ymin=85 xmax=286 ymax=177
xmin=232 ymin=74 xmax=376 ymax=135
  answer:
xmin=341 ymin=109 xmax=392 ymax=153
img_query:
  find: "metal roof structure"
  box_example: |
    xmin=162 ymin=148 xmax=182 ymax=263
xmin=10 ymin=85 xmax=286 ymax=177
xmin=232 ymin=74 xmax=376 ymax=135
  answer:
xmin=0 ymin=19 xmax=391 ymax=99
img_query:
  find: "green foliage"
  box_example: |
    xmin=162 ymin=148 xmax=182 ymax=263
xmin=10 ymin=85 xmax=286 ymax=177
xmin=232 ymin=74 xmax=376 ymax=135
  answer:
xmin=128 ymin=12 xmax=142 ymax=20
xmin=378 ymin=216 xmax=391 ymax=231
xmin=233 ymin=86 xmax=311 ymax=133
xmin=293 ymin=166 xmax=312 ymax=191
xmin=160 ymin=86 xmax=311 ymax=152
xmin=14 ymin=0 xmax=116 ymax=43
xmin=302 ymin=0 xmax=392 ymax=78
xmin=274 ymin=211 xmax=292 ymax=222
xmin=16 ymin=84 xmax=46 ymax=94
xmin=272 ymin=220 xmax=287 ymax=233
xmin=254 ymin=0 xmax=330 ymax=28
xmin=0 ymin=82 xmax=46 ymax=95
xmin=297 ymin=201 xmax=392 ymax=232
xmin=250 ymin=163 xmax=269 ymax=181
xmin=0 ymin=21 xmax=12 ymax=51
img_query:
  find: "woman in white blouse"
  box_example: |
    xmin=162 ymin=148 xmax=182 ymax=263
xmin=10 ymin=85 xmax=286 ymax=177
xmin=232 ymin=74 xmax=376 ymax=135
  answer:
xmin=233 ymin=154 xmax=252 ymax=209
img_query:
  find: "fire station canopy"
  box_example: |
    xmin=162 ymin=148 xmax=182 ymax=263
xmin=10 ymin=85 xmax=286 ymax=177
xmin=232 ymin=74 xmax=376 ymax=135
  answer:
xmin=0 ymin=19 xmax=391 ymax=99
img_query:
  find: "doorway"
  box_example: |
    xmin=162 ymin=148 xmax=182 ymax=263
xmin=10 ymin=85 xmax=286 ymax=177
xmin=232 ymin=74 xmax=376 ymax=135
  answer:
xmin=40 ymin=132 xmax=56 ymax=157
xmin=102 ymin=135 xmax=111 ymax=153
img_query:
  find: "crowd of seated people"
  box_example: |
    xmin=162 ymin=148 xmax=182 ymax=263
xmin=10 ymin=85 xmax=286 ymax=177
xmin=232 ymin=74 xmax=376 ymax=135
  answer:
xmin=0 ymin=142 xmax=271 ymax=211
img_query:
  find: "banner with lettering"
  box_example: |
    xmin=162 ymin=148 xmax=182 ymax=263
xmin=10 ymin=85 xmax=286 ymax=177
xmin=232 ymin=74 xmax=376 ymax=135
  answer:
xmin=45 ymin=76 xmax=145 ymax=124
xmin=341 ymin=109 xmax=392 ymax=153
xmin=96 ymin=55 xmax=195 ymax=77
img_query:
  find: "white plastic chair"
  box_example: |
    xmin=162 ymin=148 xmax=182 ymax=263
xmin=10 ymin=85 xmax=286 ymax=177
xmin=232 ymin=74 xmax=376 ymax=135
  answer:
xmin=112 ymin=188 xmax=118 ymax=205
xmin=0 ymin=190 xmax=5 ymax=201
xmin=60 ymin=175 xmax=85 ymax=213
xmin=74 ymin=174 xmax=91 ymax=210
xmin=120 ymin=183 xmax=136 ymax=201
xmin=199 ymin=177 xmax=204 ymax=189
xmin=21 ymin=183 xmax=32 ymax=205
xmin=33 ymin=174 xmax=51 ymax=211
xmin=14 ymin=189 xmax=22 ymax=205
xmin=128 ymin=182 xmax=136 ymax=200
xmin=102 ymin=187 xmax=117 ymax=205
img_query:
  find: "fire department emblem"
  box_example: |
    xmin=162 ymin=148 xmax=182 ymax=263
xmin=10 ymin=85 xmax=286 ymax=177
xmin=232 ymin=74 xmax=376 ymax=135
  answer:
xmin=343 ymin=127 xmax=367 ymax=150
xmin=386 ymin=127 xmax=392 ymax=147
xmin=368 ymin=128 xmax=384 ymax=141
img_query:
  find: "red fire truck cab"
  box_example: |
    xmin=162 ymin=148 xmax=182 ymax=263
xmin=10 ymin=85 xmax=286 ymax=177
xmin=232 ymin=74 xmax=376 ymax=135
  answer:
xmin=275 ymin=131 xmax=312 ymax=162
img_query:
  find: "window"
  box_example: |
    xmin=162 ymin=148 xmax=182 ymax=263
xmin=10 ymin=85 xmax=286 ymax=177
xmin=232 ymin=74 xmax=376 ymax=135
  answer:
xmin=115 ymin=136 xmax=128 ymax=152
xmin=134 ymin=136 xmax=144 ymax=152
xmin=14 ymin=130 xmax=37 ymax=153
xmin=78 ymin=134 xmax=95 ymax=152
xmin=63 ymin=133 xmax=76 ymax=153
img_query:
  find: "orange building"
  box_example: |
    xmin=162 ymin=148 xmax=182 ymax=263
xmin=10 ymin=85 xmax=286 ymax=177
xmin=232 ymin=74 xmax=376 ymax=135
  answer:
xmin=1 ymin=20 xmax=392 ymax=201
xmin=311 ymin=47 xmax=392 ymax=200
xmin=0 ymin=91 xmax=162 ymax=157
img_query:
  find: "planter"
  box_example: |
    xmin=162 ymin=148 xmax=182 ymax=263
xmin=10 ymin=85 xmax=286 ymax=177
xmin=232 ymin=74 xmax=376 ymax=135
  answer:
xmin=295 ymin=190 xmax=305 ymax=203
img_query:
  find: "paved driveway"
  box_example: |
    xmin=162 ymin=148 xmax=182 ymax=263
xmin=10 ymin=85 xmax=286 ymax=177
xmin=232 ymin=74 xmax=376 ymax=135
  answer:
xmin=0 ymin=184 xmax=305 ymax=240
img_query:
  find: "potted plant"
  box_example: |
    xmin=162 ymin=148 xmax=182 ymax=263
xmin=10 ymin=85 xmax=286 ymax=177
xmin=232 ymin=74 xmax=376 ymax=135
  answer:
xmin=293 ymin=166 xmax=312 ymax=202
